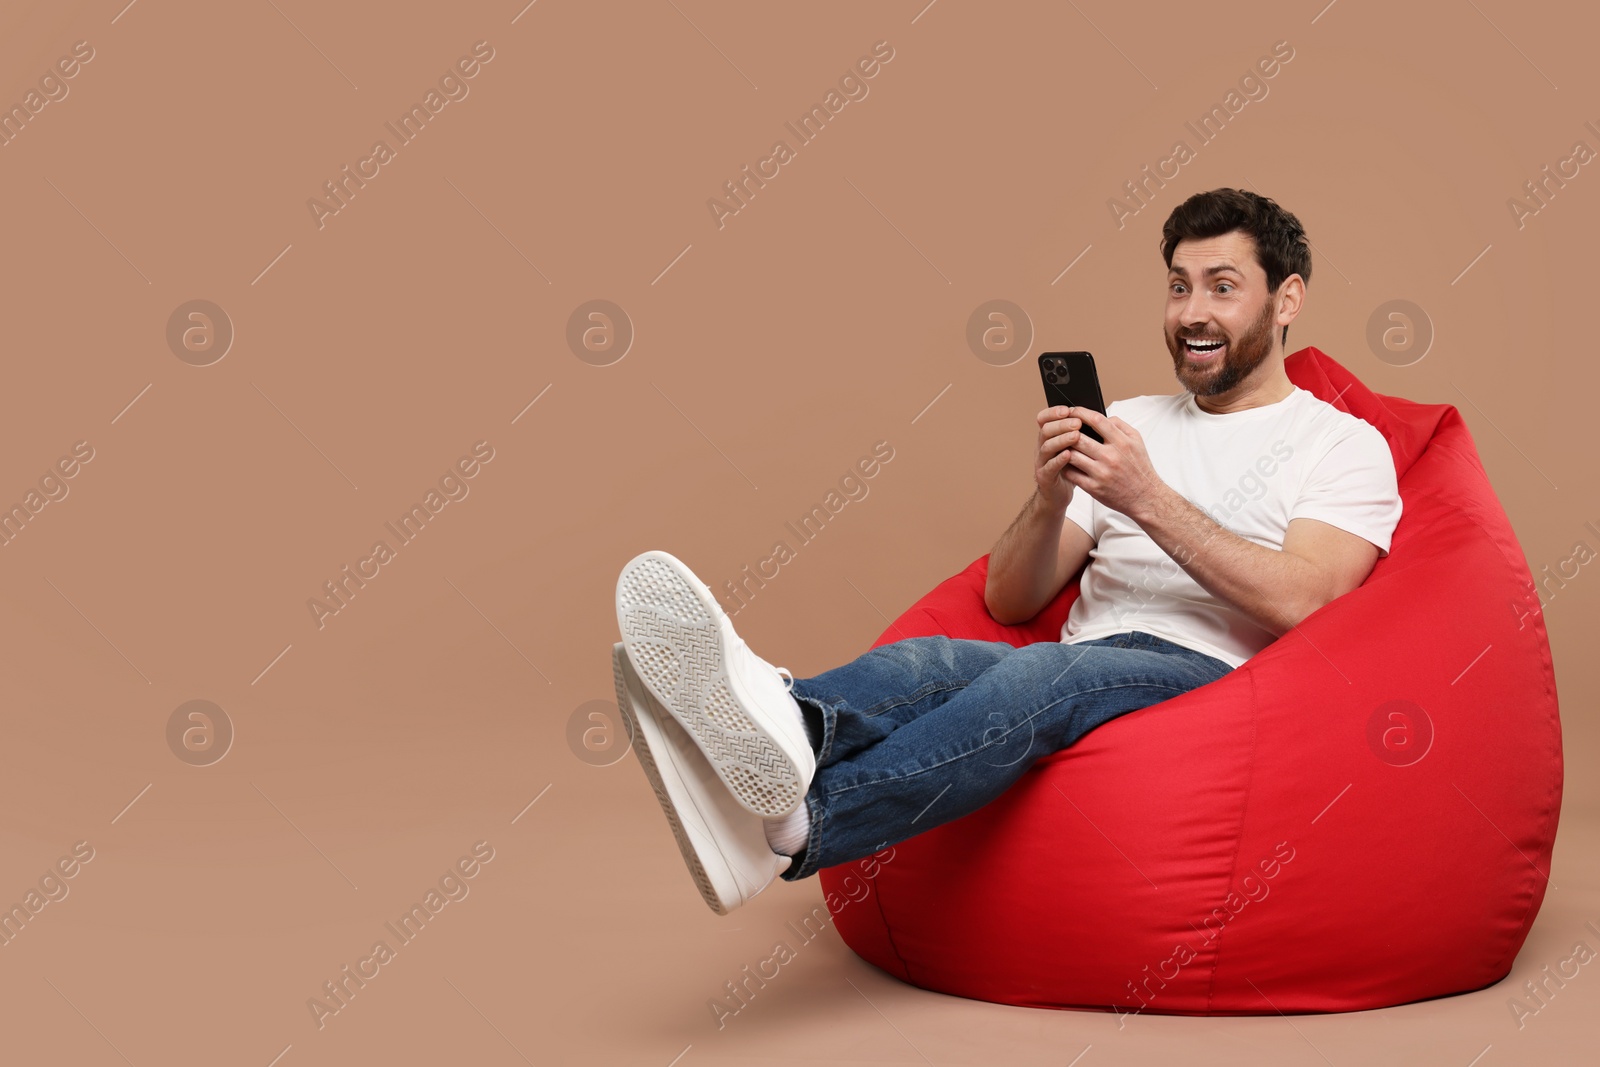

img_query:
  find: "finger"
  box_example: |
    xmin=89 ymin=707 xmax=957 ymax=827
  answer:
xmin=1038 ymin=406 xmax=1070 ymax=425
xmin=1046 ymin=430 xmax=1080 ymax=452
xmin=1039 ymin=430 xmax=1080 ymax=459
xmin=1066 ymin=430 xmax=1103 ymax=459
xmin=1074 ymin=407 xmax=1109 ymax=430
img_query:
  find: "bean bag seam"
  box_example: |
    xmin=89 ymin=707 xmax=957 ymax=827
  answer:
xmin=867 ymin=858 xmax=914 ymax=984
xmin=1495 ymin=634 xmax=1564 ymax=977
xmin=1202 ymin=665 xmax=1260 ymax=1011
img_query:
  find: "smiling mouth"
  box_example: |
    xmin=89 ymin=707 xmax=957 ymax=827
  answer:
xmin=1182 ymin=337 xmax=1225 ymax=361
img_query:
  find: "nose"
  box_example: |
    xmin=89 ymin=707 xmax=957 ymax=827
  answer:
xmin=1174 ymin=292 xmax=1209 ymax=332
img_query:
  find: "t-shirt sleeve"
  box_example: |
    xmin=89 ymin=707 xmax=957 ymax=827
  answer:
xmin=1288 ymin=420 xmax=1402 ymax=557
xmin=1064 ymin=480 xmax=1094 ymax=538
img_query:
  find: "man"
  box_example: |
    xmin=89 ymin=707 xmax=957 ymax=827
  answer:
xmin=610 ymin=187 xmax=1402 ymax=915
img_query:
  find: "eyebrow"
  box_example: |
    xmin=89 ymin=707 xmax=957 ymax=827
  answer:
xmin=1169 ymin=263 xmax=1242 ymax=279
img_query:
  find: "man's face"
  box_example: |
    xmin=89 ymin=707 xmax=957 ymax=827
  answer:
xmin=1164 ymin=231 xmax=1285 ymax=397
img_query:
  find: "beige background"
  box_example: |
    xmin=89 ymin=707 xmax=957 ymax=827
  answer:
xmin=1 ymin=1 xmax=1595 ymax=1064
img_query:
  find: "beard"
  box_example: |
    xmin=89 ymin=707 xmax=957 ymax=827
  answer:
xmin=1166 ymin=289 xmax=1279 ymax=397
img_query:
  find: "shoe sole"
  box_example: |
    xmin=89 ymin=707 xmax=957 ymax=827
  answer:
xmin=616 ymin=551 xmax=808 ymax=818
xmin=610 ymin=643 xmax=731 ymax=914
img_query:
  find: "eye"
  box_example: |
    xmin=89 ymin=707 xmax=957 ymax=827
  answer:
xmin=1216 ymin=283 xmax=1235 ymax=294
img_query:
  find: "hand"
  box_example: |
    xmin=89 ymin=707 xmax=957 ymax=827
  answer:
xmin=1034 ymin=405 xmax=1083 ymax=511
xmin=1056 ymin=407 xmax=1165 ymax=520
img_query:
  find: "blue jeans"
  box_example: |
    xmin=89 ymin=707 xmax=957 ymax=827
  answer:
xmin=778 ymin=631 xmax=1234 ymax=881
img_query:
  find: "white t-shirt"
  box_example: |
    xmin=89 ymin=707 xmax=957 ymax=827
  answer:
xmin=1059 ymin=385 xmax=1402 ymax=668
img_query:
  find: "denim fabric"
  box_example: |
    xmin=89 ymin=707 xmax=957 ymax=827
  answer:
xmin=778 ymin=631 xmax=1234 ymax=881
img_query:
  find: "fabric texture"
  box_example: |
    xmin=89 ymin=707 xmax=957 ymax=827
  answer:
xmin=815 ymin=346 xmax=1563 ymax=1016
xmin=1060 ymin=383 xmax=1402 ymax=668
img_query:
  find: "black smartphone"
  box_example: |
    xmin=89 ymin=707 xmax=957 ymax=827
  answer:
xmin=1038 ymin=351 xmax=1107 ymax=444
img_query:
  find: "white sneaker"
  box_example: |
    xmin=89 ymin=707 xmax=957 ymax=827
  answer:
xmin=611 ymin=642 xmax=790 ymax=915
xmin=615 ymin=550 xmax=817 ymax=818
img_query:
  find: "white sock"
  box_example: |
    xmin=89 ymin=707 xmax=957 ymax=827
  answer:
xmin=763 ymin=804 xmax=810 ymax=856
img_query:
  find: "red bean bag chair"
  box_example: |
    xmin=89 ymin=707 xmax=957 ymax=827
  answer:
xmin=818 ymin=346 xmax=1562 ymax=1015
